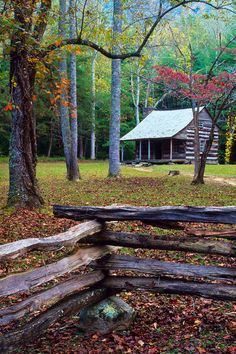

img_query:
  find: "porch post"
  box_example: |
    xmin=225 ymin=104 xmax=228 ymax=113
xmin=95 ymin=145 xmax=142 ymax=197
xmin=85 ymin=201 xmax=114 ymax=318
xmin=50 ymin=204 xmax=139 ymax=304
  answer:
xmin=139 ymin=140 xmax=142 ymax=160
xmin=121 ymin=143 xmax=124 ymax=162
xmin=170 ymin=139 xmax=173 ymax=160
xmin=148 ymin=139 xmax=151 ymax=161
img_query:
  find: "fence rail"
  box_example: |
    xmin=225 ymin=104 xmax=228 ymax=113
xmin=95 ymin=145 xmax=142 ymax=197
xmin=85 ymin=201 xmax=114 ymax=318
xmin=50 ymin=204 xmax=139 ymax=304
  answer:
xmin=0 ymin=204 xmax=235 ymax=353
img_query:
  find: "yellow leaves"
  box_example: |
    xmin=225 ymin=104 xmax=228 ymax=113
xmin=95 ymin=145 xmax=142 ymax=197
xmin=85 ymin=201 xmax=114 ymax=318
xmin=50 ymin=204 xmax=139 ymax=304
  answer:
xmin=11 ymin=76 xmax=17 ymax=88
xmin=64 ymin=45 xmax=81 ymax=55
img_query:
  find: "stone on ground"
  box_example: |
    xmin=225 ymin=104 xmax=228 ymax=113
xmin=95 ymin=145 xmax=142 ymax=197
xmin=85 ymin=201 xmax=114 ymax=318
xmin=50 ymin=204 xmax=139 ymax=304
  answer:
xmin=78 ymin=296 xmax=136 ymax=334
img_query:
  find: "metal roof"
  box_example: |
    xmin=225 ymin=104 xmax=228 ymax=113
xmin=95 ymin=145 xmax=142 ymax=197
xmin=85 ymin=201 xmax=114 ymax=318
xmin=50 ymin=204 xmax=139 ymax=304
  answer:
xmin=120 ymin=107 xmax=204 ymax=141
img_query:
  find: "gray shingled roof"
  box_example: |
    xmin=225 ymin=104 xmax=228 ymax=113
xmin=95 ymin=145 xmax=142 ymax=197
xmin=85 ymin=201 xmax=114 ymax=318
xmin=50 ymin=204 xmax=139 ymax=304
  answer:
xmin=120 ymin=107 xmax=204 ymax=141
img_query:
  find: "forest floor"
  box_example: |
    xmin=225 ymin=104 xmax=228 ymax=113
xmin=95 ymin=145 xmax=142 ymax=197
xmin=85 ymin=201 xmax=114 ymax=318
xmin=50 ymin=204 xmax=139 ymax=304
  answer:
xmin=0 ymin=160 xmax=235 ymax=354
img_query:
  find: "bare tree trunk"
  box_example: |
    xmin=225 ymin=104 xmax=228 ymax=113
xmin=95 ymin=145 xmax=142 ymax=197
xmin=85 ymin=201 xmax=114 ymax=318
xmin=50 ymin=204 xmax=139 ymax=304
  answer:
xmin=191 ymin=104 xmax=202 ymax=184
xmin=144 ymin=80 xmax=151 ymax=109
xmin=69 ymin=0 xmax=80 ymax=180
xmin=59 ymin=0 xmax=72 ymax=178
xmin=91 ymin=51 xmax=97 ymax=160
xmin=130 ymin=63 xmax=140 ymax=125
xmin=135 ymin=70 xmax=140 ymax=125
xmin=108 ymin=0 xmax=122 ymax=177
xmin=79 ymin=134 xmax=84 ymax=159
xmin=47 ymin=117 xmax=53 ymax=157
xmin=8 ymin=3 xmax=44 ymax=208
xmin=194 ymin=118 xmax=217 ymax=184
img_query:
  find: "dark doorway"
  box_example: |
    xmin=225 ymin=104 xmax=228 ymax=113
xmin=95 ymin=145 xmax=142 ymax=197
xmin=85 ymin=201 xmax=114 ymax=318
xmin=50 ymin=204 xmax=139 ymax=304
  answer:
xmin=155 ymin=141 xmax=162 ymax=159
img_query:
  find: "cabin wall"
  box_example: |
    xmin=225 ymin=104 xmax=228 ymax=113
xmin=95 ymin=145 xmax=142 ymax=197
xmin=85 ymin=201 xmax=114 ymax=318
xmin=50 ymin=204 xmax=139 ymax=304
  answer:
xmin=185 ymin=110 xmax=219 ymax=163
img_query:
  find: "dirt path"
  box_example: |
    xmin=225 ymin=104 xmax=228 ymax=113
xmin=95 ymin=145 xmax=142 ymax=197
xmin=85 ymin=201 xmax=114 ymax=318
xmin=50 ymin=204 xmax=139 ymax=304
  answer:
xmin=133 ymin=167 xmax=236 ymax=186
xmin=204 ymin=176 xmax=236 ymax=186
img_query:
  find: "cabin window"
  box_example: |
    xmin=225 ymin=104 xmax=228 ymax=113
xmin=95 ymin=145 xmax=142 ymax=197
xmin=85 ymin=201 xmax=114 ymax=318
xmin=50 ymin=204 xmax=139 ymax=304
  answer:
xmin=199 ymin=122 xmax=204 ymax=129
xmin=200 ymin=139 xmax=206 ymax=153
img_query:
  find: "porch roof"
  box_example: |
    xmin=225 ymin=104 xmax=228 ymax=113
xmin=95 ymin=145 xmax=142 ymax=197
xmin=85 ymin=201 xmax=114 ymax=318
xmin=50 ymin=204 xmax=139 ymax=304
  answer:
xmin=120 ymin=107 xmax=204 ymax=141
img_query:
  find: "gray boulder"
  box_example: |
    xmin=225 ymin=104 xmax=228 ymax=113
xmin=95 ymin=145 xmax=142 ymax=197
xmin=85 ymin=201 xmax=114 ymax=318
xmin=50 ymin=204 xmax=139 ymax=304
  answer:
xmin=78 ymin=296 xmax=135 ymax=334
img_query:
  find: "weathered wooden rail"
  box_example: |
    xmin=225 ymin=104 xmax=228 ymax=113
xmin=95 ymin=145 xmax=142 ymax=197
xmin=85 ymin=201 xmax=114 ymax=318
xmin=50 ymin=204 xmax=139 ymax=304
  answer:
xmin=0 ymin=205 xmax=235 ymax=353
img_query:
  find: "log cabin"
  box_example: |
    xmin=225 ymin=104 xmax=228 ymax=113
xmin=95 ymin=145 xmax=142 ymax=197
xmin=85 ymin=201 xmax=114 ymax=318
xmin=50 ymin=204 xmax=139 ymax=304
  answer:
xmin=120 ymin=107 xmax=219 ymax=164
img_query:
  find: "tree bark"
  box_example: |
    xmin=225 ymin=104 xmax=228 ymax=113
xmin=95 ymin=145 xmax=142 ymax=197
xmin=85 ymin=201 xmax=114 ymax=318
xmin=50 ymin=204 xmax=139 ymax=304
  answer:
xmin=47 ymin=116 xmax=54 ymax=158
xmin=91 ymin=51 xmax=97 ymax=160
xmin=69 ymin=0 xmax=80 ymax=180
xmin=7 ymin=3 xmax=44 ymax=208
xmin=130 ymin=63 xmax=141 ymax=125
xmin=191 ymin=104 xmax=202 ymax=184
xmin=103 ymin=276 xmax=236 ymax=301
xmin=108 ymin=0 xmax=122 ymax=177
xmin=193 ymin=116 xmax=217 ymax=184
xmin=58 ymin=0 xmax=72 ymax=178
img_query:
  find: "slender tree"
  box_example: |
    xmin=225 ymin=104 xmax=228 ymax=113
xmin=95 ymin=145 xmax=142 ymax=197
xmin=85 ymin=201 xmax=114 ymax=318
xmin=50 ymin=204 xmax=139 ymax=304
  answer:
xmin=58 ymin=0 xmax=72 ymax=180
xmin=91 ymin=51 xmax=97 ymax=160
xmin=69 ymin=0 xmax=80 ymax=179
xmin=108 ymin=0 xmax=122 ymax=177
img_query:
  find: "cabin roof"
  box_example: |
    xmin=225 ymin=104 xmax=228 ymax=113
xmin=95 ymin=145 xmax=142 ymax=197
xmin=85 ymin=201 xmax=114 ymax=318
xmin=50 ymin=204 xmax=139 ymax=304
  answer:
xmin=120 ymin=107 xmax=205 ymax=141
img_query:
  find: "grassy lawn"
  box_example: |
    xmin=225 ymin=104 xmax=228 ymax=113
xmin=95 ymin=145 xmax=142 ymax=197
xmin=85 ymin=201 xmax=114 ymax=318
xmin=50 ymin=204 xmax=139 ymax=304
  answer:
xmin=0 ymin=160 xmax=235 ymax=209
xmin=0 ymin=160 xmax=235 ymax=353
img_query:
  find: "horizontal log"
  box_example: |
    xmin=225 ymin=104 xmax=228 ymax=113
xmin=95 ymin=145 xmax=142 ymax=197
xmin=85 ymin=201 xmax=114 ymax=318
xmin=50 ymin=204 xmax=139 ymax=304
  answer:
xmin=53 ymin=205 xmax=236 ymax=224
xmin=0 ymin=220 xmax=103 ymax=261
xmin=0 ymin=246 xmax=114 ymax=296
xmin=186 ymin=229 xmax=236 ymax=240
xmin=103 ymin=276 xmax=236 ymax=301
xmin=0 ymin=288 xmax=109 ymax=353
xmin=92 ymin=255 xmax=236 ymax=281
xmin=0 ymin=271 xmax=104 ymax=326
xmin=79 ymin=231 xmax=236 ymax=257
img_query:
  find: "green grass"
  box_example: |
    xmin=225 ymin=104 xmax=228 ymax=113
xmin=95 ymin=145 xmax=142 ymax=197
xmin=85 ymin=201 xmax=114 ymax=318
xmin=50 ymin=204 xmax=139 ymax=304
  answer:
xmin=0 ymin=160 xmax=235 ymax=209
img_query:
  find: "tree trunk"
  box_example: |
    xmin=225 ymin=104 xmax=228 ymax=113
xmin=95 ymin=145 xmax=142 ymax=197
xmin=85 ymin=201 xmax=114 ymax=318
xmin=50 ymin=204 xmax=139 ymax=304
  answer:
xmin=58 ymin=0 xmax=72 ymax=178
xmin=108 ymin=0 xmax=122 ymax=177
xmin=79 ymin=134 xmax=84 ymax=159
xmin=47 ymin=117 xmax=53 ymax=157
xmin=91 ymin=51 xmax=97 ymax=160
xmin=191 ymin=104 xmax=202 ymax=184
xmin=135 ymin=67 xmax=140 ymax=125
xmin=8 ymin=4 xmax=44 ymax=208
xmin=130 ymin=63 xmax=140 ymax=125
xmin=192 ymin=117 xmax=216 ymax=184
xmin=69 ymin=0 xmax=80 ymax=180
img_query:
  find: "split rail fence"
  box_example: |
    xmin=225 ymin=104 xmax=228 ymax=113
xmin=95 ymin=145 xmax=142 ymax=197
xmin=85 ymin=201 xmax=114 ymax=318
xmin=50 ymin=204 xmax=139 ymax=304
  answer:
xmin=0 ymin=205 xmax=235 ymax=352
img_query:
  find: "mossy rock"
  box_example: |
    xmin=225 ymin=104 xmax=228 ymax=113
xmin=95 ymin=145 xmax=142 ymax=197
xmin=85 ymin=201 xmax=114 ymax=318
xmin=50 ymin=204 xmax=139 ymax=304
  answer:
xmin=78 ymin=296 xmax=136 ymax=334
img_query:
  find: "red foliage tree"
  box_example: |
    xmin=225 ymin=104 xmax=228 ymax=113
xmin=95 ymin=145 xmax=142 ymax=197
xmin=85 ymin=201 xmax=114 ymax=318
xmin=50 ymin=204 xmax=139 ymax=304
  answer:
xmin=153 ymin=65 xmax=236 ymax=184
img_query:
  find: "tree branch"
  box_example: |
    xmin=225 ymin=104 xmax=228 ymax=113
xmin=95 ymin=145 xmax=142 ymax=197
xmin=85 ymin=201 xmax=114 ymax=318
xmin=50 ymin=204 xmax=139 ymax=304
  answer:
xmin=42 ymin=0 xmax=234 ymax=60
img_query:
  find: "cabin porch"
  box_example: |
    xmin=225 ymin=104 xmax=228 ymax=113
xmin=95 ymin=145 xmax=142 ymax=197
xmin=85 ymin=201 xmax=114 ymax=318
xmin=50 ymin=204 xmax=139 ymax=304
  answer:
xmin=121 ymin=138 xmax=186 ymax=162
